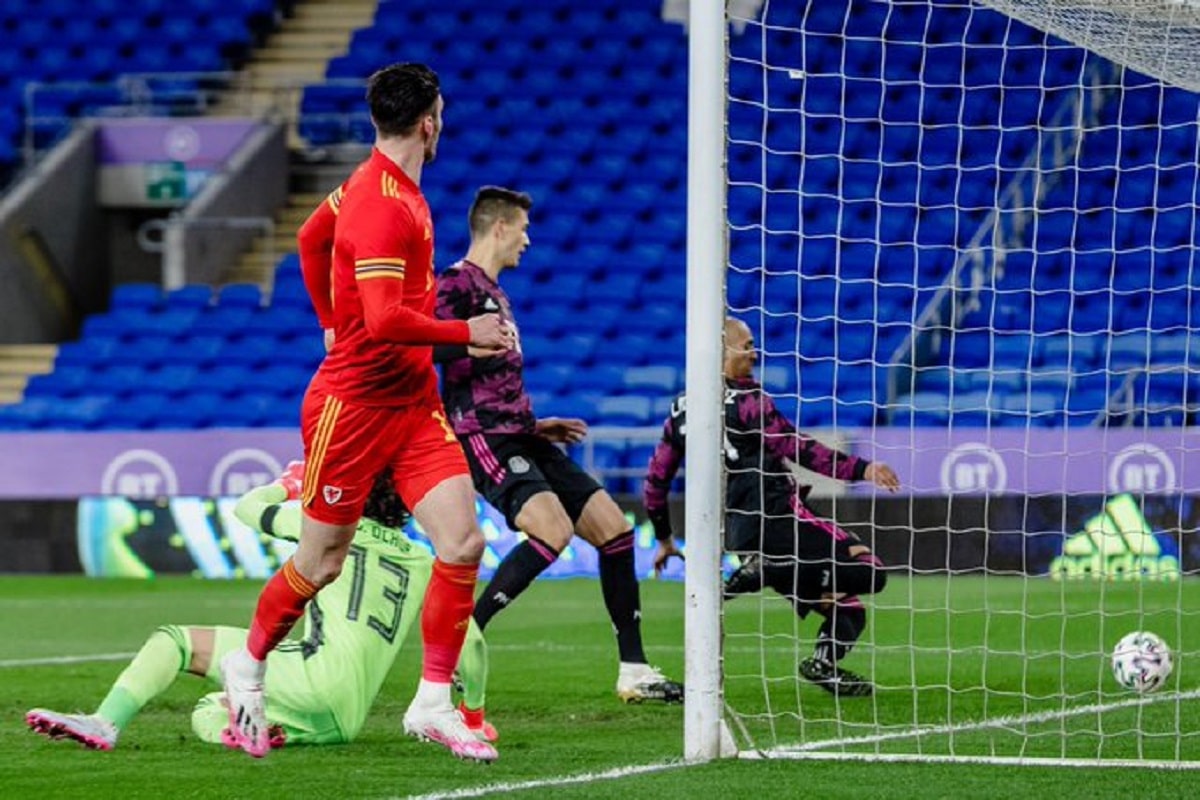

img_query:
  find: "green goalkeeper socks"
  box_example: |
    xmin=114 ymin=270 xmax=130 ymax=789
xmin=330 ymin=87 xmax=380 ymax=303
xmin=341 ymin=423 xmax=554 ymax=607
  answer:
xmin=457 ymin=619 xmax=489 ymax=711
xmin=96 ymin=625 xmax=191 ymax=730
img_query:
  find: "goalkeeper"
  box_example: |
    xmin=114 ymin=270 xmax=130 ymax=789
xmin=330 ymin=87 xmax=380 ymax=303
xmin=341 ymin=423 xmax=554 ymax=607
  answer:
xmin=25 ymin=463 xmax=494 ymax=751
xmin=643 ymin=318 xmax=900 ymax=697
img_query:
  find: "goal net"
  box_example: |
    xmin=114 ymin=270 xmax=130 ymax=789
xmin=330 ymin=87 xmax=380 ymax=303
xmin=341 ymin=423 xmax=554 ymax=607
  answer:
xmin=701 ymin=0 xmax=1200 ymax=767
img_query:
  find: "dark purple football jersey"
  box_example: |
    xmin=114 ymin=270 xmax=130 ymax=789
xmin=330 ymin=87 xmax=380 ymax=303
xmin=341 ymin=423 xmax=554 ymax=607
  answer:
xmin=435 ymin=260 xmax=536 ymax=435
xmin=643 ymin=376 xmax=869 ymax=549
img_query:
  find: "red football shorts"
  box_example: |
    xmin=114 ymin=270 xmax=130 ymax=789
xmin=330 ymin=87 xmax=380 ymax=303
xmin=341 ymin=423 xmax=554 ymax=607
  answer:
xmin=299 ymin=384 xmax=469 ymax=525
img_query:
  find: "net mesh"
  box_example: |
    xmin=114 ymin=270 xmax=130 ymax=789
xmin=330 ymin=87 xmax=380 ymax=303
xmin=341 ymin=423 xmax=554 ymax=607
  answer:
xmin=977 ymin=0 xmax=1200 ymax=93
xmin=720 ymin=0 xmax=1200 ymax=766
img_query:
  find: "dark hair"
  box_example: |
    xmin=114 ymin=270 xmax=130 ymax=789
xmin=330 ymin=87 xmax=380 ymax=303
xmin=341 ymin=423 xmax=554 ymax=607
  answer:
xmin=361 ymin=470 xmax=411 ymax=530
xmin=468 ymin=185 xmax=534 ymax=238
xmin=366 ymin=63 xmax=441 ymax=138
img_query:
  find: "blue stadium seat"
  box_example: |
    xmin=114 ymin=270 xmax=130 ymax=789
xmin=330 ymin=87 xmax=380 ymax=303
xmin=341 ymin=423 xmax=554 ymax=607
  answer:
xmin=218 ymin=283 xmax=264 ymax=309
xmin=760 ymin=364 xmax=797 ymax=394
xmin=267 ymin=307 xmax=320 ymax=339
xmin=217 ymin=336 xmax=284 ymax=369
xmin=110 ymin=282 xmax=163 ymax=311
xmin=1106 ymin=333 xmax=1153 ymax=371
xmin=150 ymin=364 xmax=201 ymax=397
xmin=1040 ymin=335 xmax=1101 ymax=370
xmin=950 ymin=390 xmax=999 ymax=426
xmin=890 ymin=391 xmax=950 ymax=427
xmin=1149 ymin=334 xmax=1192 ymax=367
xmin=202 ymin=364 xmax=255 ymax=397
xmin=23 ymin=367 xmax=92 ymax=399
xmin=56 ymin=338 xmax=118 ymax=369
xmin=100 ymin=393 xmax=170 ymax=430
xmin=81 ymin=313 xmax=139 ymax=341
xmin=166 ymin=285 xmax=213 ymax=311
xmin=171 ymin=335 xmax=225 ymax=369
xmin=270 ymin=280 xmax=313 ymax=311
xmin=103 ymin=365 xmax=152 ymax=398
xmin=1001 ymin=392 xmax=1063 ymax=427
xmin=596 ymin=395 xmax=653 ymax=426
xmin=571 ymin=364 xmax=626 ymax=393
xmin=211 ymin=393 xmax=280 ymax=428
xmin=524 ymin=363 xmax=574 ymax=395
xmin=622 ymin=365 xmax=678 ymax=395
xmin=539 ymin=392 xmax=600 ymax=422
xmin=190 ymin=308 xmax=254 ymax=338
xmin=604 ymin=333 xmax=659 ymax=366
xmin=151 ymin=392 xmax=224 ymax=429
xmin=109 ymin=337 xmax=172 ymax=368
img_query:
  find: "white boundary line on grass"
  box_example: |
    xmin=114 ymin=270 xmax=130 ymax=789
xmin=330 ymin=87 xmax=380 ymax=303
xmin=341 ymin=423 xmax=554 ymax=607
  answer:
xmin=748 ymin=751 xmax=1200 ymax=770
xmin=749 ymin=687 xmax=1200 ymax=767
xmin=0 ymin=652 xmax=136 ymax=668
xmin=398 ymin=761 xmax=690 ymax=800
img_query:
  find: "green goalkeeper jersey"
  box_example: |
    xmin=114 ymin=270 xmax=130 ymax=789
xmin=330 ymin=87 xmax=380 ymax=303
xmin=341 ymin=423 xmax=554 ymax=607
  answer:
xmin=232 ymin=483 xmax=482 ymax=742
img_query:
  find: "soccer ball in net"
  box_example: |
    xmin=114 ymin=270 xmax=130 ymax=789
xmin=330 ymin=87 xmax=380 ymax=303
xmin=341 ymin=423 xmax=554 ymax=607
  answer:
xmin=1111 ymin=631 xmax=1173 ymax=694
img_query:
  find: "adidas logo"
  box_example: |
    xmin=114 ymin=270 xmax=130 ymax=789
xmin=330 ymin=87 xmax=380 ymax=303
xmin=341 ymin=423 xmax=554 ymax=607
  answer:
xmin=493 ymin=591 xmax=511 ymax=607
xmin=1049 ymin=494 xmax=1180 ymax=581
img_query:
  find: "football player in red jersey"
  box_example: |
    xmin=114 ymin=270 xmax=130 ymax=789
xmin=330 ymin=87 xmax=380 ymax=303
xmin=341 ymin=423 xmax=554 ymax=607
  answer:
xmin=221 ymin=63 xmax=511 ymax=763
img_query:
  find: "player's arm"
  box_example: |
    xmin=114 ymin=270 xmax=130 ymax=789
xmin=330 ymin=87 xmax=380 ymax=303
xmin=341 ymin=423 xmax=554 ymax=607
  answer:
xmin=298 ymin=188 xmax=341 ymax=330
xmin=350 ymin=201 xmax=476 ymax=346
xmin=644 ymin=403 xmax=687 ymax=573
xmin=754 ymin=389 xmax=869 ymax=482
xmin=233 ymin=462 xmax=305 ymax=542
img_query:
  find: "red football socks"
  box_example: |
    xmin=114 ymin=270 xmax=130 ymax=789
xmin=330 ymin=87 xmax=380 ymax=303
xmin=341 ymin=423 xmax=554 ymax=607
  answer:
xmin=421 ymin=558 xmax=479 ymax=682
xmin=247 ymin=559 xmax=318 ymax=661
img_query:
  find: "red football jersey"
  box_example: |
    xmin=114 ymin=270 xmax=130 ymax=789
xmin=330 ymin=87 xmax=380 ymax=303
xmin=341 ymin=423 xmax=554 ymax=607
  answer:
xmin=305 ymin=148 xmax=469 ymax=407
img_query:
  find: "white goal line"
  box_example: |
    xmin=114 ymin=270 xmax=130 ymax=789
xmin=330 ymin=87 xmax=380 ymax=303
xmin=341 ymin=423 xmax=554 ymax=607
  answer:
xmin=742 ymin=688 xmax=1200 ymax=768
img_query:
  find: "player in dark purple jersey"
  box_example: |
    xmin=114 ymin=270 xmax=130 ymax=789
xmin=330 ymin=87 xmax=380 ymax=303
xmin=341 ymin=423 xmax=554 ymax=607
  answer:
xmin=435 ymin=186 xmax=681 ymax=705
xmin=644 ymin=318 xmax=900 ymax=696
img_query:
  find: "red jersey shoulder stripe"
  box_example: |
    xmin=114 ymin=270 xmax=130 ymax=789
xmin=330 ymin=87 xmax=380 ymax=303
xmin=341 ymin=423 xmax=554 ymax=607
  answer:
xmin=381 ymin=172 xmax=403 ymax=199
xmin=326 ymin=186 xmax=344 ymax=215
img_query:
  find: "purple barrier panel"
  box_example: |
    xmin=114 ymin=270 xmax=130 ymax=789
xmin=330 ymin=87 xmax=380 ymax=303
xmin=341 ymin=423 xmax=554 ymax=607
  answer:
xmin=96 ymin=118 xmax=258 ymax=167
xmin=0 ymin=430 xmax=302 ymax=499
xmin=6 ymin=427 xmax=1200 ymax=499
xmin=846 ymin=427 xmax=1200 ymax=495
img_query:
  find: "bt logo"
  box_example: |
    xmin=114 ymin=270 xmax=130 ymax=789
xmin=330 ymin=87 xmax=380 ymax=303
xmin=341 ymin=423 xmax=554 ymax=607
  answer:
xmin=101 ymin=449 xmax=179 ymax=498
xmin=1107 ymin=444 xmax=1176 ymax=494
xmin=939 ymin=443 xmax=1008 ymax=493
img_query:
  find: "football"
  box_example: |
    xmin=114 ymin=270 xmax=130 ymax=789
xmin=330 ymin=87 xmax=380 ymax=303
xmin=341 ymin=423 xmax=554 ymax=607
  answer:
xmin=1111 ymin=631 xmax=1173 ymax=694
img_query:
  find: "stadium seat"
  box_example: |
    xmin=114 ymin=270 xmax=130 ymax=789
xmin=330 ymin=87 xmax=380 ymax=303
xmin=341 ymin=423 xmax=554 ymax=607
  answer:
xmin=151 ymin=392 xmax=224 ymax=429
xmin=56 ymin=338 xmax=118 ymax=370
xmin=100 ymin=393 xmax=171 ymax=430
xmin=45 ymin=395 xmax=112 ymax=430
xmin=950 ymin=390 xmax=1000 ymax=426
xmin=166 ymin=285 xmax=213 ymax=311
xmin=571 ymin=364 xmax=626 ymax=394
xmin=622 ymin=365 xmax=678 ymax=395
xmin=110 ymin=282 xmax=164 ymax=311
xmin=539 ymin=392 xmax=600 ymax=423
xmin=222 ymin=284 xmax=268 ymax=309
xmin=23 ymin=367 xmax=93 ymax=399
xmin=595 ymin=395 xmax=653 ymax=426
xmin=890 ymin=391 xmax=950 ymax=426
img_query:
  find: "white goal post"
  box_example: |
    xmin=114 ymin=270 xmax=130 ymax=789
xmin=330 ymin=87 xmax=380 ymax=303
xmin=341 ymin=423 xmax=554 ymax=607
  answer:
xmin=684 ymin=0 xmax=1200 ymax=768
xmin=683 ymin=0 xmax=729 ymax=764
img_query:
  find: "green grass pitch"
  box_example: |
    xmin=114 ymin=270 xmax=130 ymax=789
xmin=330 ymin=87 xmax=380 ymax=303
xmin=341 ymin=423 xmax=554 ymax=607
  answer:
xmin=3 ymin=575 xmax=1198 ymax=799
